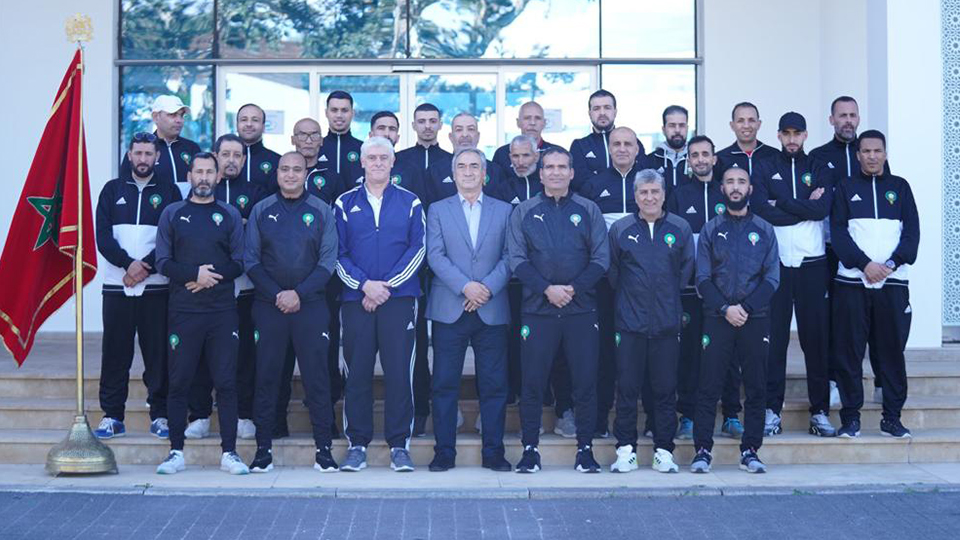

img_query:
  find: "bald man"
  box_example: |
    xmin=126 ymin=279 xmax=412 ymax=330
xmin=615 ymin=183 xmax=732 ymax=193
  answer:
xmin=425 ymin=113 xmax=505 ymax=206
xmin=492 ymin=101 xmax=560 ymax=172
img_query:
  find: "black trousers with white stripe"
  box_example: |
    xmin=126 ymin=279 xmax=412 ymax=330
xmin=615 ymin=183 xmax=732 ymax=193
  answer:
xmin=340 ymin=297 xmax=417 ymax=449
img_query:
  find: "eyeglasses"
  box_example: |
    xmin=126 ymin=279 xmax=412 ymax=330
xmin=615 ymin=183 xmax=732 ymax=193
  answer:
xmin=132 ymin=132 xmax=157 ymax=143
xmin=294 ymin=132 xmax=322 ymax=142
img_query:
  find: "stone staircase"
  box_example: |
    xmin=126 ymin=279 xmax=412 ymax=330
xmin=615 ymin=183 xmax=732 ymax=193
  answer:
xmin=1 ymin=334 xmax=959 ymax=468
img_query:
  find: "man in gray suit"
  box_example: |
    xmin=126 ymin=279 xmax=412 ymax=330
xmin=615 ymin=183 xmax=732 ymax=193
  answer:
xmin=426 ymin=148 xmax=513 ymax=472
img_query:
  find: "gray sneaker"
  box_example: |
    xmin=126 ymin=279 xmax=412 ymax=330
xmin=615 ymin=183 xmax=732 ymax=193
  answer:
xmin=763 ymin=408 xmax=782 ymax=436
xmin=390 ymin=447 xmax=415 ymax=472
xmin=339 ymin=446 xmax=367 ymax=472
xmin=690 ymin=448 xmax=712 ymax=473
xmin=554 ymin=410 xmax=576 ymax=438
xmin=809 ymin=412 xmax=837 ymax=437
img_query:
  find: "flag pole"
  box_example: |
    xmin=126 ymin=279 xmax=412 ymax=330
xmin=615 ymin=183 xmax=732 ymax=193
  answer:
xmin=46 ymin=15 xmax=117 ymax=476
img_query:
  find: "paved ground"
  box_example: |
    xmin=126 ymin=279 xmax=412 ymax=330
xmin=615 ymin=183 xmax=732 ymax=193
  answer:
xmin=1 ymin=490 xmax=959 ymax=539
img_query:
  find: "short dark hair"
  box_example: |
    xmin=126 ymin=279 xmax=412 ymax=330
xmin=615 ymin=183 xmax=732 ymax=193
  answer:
xmin=237 ymin=103 xmax=265 ymax=119
xmin=831 ymin=95 xmax=858 ymax=115
xmin=414 ymin=103 xmax=441 ymax=116
xmin=662 ymin=105 xmax=689 ymax=125
xmin=857 ymin=129 xmax=886 ymax=151
xmin=687 ymin=135 xmax=715 ymax=153
xmin=128 ymin=131 xmax=159 ymax=152
xmin=326 ymin=90 xmax=354 ymax=107
xmin=190 ymin=151 xmax=219 ymax=172
xmin=370 ymin=110 xmax=399 ymax=127
xmin=213 ymin=133 xmax=244 ymax=154
xmin=540 ymin=147 xmax=573 ymax=168
xmin=731 ymin=101 xmax=759 ymax=121
xmin=589 ymin=89 xmax=617 ymax=109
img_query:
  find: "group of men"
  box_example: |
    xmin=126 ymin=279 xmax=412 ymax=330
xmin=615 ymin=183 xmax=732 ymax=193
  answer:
xmin=94 ymin=87 xmax=918 ymax=476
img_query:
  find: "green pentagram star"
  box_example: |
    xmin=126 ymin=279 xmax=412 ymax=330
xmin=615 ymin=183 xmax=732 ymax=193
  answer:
xmin=26 ymin=187 xmax=63 ymax=250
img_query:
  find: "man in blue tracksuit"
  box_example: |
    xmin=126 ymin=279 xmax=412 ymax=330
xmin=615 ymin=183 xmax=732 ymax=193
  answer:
xmin=119 ymin=96 xmax=200 ymax=198
xmin=641 ymin=105 xmax=690 ymax=198
xmin=750 ymin=112 xmax=836 ymax=438
xmin=831 ymin=130 xmax=919 ymax=439
xmin=244 ymin=151 xmax=340 ymax=473
xmin=236 ymin=103 xmax=281 ymax=194
xmin=569 ymin=90 xmax=645 ymax=191
xmin=508 ymin=148 xmax=609 ymax=474
xmin=717 ymin=102 xmax=778 ymax=175
xmin=335 ymin=136 xmax=425 ymax=472
xmin=608 ymin=168 xmax=694 ymax=474
xmin=691 ymin=166 xmax=779 ymax=474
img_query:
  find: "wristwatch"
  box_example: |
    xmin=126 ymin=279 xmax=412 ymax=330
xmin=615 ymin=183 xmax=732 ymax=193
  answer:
xmin=884 ymin=259 xmax=896 ymax=270
xmin=720 ymin=304 xmax=729 ymax=316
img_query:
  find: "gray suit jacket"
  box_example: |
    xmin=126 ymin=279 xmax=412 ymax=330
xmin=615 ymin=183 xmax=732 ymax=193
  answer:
xmin=426 ymin=194 xmax=512 ymax=325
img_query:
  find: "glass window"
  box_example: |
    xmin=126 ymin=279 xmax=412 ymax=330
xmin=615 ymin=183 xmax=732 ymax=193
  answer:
xmin=502 ymin=70 xmax=593 ymax=150
xmin=601 ymin=0 xmax=696 ymax=58
xmin=410 ymin=0 xmax=599 ymax=59
xmin=119 ymin=65 xmax=214 ymax=158
xmin=218 ymin=0 xmax=406 ymax=59
xmin=120 ymin=0 xmax=214 ymax=60
xmin=224 ymin=72 xmax=310 ymax=153
xmin=319 ymin=75 xmax=402 ymax=141
xmin=413 ymin=74 xmax=498 ymax=155
xmin=600 ymin=64 xmax=697 ymax=152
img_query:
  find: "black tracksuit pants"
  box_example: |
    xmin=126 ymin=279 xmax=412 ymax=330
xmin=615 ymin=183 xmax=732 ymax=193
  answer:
xmin=413 ymin=292 xmax=431 ymax=419
xmin=595 ymin=278 xmax=617 ymax=430
xmin=693 ymin=315 xmax=770 ymax=453
xmin=768 ymin=260 xmax=830 ymax=415
xmin=99 ymin=293 xmax=168 ymax=422
xmin=167 ymin=309 xmax=239 ymax=453
xmin=614 ymin=332 xmax=679 ymax=452
xmin=341 ymin=297 xmax=417 ymax=449
xmin=832 ymin=282 xmax=911 ymax=425
xmin=252 ymin=300 xmax=333 ymax=450
xmin=827 ymin=246 xmax=883 ymax=389
xmin=186 ymin=293 xmax=256 ymax=421
xmin=519 ymin=312 xmax=598 ymax=448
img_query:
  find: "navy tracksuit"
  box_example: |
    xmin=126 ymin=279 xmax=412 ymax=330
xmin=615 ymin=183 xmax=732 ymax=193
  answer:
xmin=716 ymin=141 xmax=778 ymax=176
xmin=156 ymin=199 xmax=245 ymax=452
xmin=335 ymin=183 xmax=425 ymax=449
xmin=507 ymin=191 xmax=610 ymax=448
xmin=322 ymin=131 xmax=364 ymax=187
xmin=491 ymin=139 xmax=560 ymax=173
xmin=239 ymin=140 xmax=281 ymax=194
xmin=569 ymin=130 xmax=646 ymax=191
xmin=640 ymin=144 xmax=689 ymax=199
xmin=396 ymin=143 xmax=452 ymax=174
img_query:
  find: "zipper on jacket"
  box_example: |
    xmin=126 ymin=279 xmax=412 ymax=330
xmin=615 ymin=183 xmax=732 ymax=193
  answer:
xmin=525 ymin=176 xmax=531 ymax=201
xmin=246 ymin=145 xmax=252 ymax=182
xmin=337 ymin=136 xmax=342 ymax=173
xmin=620 ymin=170 xmax=628 ymax=213
xmin=424 ymin=146 xmax=429 ymax=170
xmin=791 ymin=158 xmax=797 ymax=199
xmin=845 ymin=143 xmax=852 ymax=177
xmin=703 ymin=183 xmax=709 ymax=226
xmin=167 ymin=144 xmax=178 ymax=184
xmin=872 ymin=175 xmax=878 ymax=218
xmin=602 ymin=132 xmax=610 ymax=168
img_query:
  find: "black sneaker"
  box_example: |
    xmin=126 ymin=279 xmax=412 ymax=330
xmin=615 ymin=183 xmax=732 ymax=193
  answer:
xmin=739 ymin=449 xmax=767 ymax=473
xmin=250 ymin=447 xmax=273 ymax=473
xmin=515 ymin=445 xmax=541 ymax=473
xmin=314 ymin=446 xmax=338 ymax=472
xmin=690 ymin=448 xmax=712 ymax=473
xmin=837 ymin=419 xmax=861 ymax=438
xmin=575 ymin=445 xmax=601 ymax=473
xmin=880 ymin=418 xmax=912 ymax=438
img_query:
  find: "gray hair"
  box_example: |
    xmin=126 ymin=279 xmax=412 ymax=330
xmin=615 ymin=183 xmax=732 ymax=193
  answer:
xmin=452 ymin=147 xmax=487 ymax=174
xmin=509 ymin=135 xmax=537 ymax=153
xmin=360 ymin=136 xmax=395 ymax=159
xmin=633 ymin=168 xmax=665 ymax=191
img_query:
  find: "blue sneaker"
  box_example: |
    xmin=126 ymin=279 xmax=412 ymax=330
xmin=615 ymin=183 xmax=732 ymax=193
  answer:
xmin=150 ymin=418 xmax=169 ymax=439
xmin=721 ymin=417 xmax=744 ymax=438
xmin=676 ymin=417 xmax=694 ymax=440
xmin=94 ymin=417 xmax=125 ymax=439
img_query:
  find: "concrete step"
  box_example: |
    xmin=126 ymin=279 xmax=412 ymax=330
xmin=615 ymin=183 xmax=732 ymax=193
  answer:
xmin=3 ymin=428 xmax=958 ymax=467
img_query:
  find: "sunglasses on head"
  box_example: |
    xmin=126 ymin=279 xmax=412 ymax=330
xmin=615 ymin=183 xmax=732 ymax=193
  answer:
xmin=132 ymin=132 xmax=157 ymax=143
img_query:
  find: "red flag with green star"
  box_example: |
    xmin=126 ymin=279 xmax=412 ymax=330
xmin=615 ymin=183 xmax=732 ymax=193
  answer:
xmin=0 ymin=49 xmax=97 ymax=365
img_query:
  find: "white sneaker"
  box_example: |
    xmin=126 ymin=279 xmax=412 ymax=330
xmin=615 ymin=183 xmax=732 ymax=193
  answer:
xmin=456 ymin=407 xmax=464 ymax=429
xmin=830 ymin=380 xmax=841 ymax=407
xmin=554 ymin=410 xmax=576 ymax=438
xmin=610 ymin=444 xmax=638 ymax=473
xmin=156 ymin=450 xmax=185 ymax=475
xmin=220 ymin=451 xmax=250 ymax=475
xmin=184 ymin=418 xmax=211 ymax=439
xmin=873 ymin=387 xmax=883 ymax=404
xmin=237 ymin=418 xmax=256 ymax=440
xmin=652 ymin=448 xmax=679 ymax=473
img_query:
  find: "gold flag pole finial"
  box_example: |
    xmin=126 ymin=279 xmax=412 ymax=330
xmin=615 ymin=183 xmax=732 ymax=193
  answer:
xmin=47 ymin=13 xmax=117 ymax=476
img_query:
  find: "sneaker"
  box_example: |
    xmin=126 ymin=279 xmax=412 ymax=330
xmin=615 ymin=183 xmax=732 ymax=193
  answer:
xmin=575 ymin=445 xmax=601 ymax=473
xmin=838 ymin=419 xmax=861 ymax=438
xmin=237 ymin=418 xmax=256 ymax=440
xmin=676 ymin=417 xmax=694 ymax=440
xmin=739 ymin=449 xmax=766 ymax=473
xmin=156 ymin=450 xmax=185 ymax=475
xmin=94 ymin=417 xmax=125 ymax=439
xmin=429 ymin=452 xmax=456 ymax=472
xmin=610 ymin=444 xmax=638 ymax=473
xmin=652 ymin=448 xmax=679 ymax=473
xmin=315 ymin=446 xmax=339 ymax=472
xmin=554 ymin=410 xmax=576 ymax=438
xmin=221 ymin=451 xmax=249 ymax=475
xmin=690 ymin=448 xmax=712 ymax=473
xmin=456 ymin=408 xmax=464 ymax=429
xmin=340 ymin=446 xmax=367 ymax=472
xmin=515 ymin=445 xmax=541 ymax=473
xmin=873 ymin=387 xmax=883 ymax=404
xmin=721 ymin=417 xmax=744 ymax=438
xmin=475 ymin=412 xmax=482 ymax=433
xmin=809 ymin=412 xmax=837 ymax=437
xmin=413 ymin=416 xmax=428 ymax=438
xmin=830 ymin=380 xmax=841 ymax=407
xmin=390 ymin=447 xmax=415 ymax=472
xmin=184 ymin=418 xmax=210 ymax=439
xmin=880 ymin=418 xmax=912 ymax=438
xmin=250 ymin=447 xmax=273 ymax=473
xmin=149 ymin=418 xmax=168 ymax=439
xmin=763 ymin=409 xmax=782 ymax=436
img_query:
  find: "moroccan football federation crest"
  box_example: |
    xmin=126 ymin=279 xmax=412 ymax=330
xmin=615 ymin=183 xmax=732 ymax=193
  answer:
xmin=681 ymin=312 xmax=691 ymax=327
xmin=347 ymin=151 xmax=359 ymax=162
xmin=314 ymin=176 xmax=326 ymax=188
xmin=701 ymin=334 xmax=710 ymax=349
xmin=748 ymin=231 xmax=759 ymax=246
xmin=520 ymin=325 xmax=531 ymax=341
xmin=180 ymin=151 xmax=190 ymax=164
xmin=615 ymin=332 xmax=621 ymax=347
xmin=149 ymin=194 xmax=162 ymax=209
xmin=391 ymin=174 xmax=401 ymax=185
xmin=664 ymin=233 xmax=676 ymax=248
xmin=260 ymin=161 xmax=272 ymax=174
xmin=212 ymin=212 xmax=223 ymax=227
xmin=236 ymin=195 xmax=249 ymax=209
xmin=714 ymin=203 xmax=726 ymax=215
xmin=302 ymin=213 xmax=315 ymax=226
xmin=801 ymin=172 xmax=812 ymax=186
xmin=169 ymin=334 xmax=180 ymax=350
xmin=569 ymin=214 xmax=582 ymax=227
xmin=885 ymin=190 xmax=897 ymax=205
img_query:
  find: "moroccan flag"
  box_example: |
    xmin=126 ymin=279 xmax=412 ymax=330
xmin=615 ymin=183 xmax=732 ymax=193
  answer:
xmin=0 ymin=49 xmax=97 ymax=365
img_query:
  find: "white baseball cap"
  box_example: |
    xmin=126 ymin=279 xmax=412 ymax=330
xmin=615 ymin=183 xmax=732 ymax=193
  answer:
xmin=152 ymin=95 xmax=190 ymax=115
